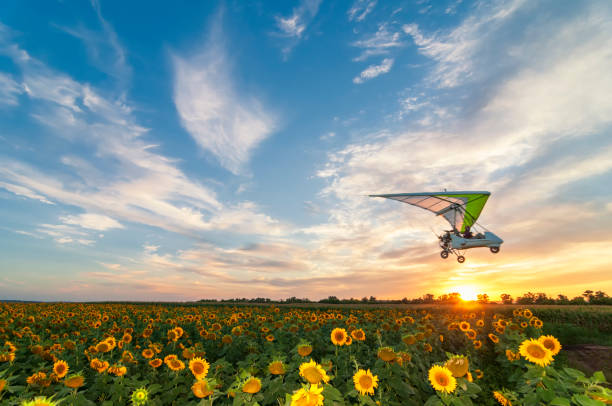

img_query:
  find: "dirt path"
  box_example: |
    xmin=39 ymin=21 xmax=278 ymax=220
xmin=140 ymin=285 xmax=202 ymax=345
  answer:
xmin=564 ymin=345 xmax=612 ymax=382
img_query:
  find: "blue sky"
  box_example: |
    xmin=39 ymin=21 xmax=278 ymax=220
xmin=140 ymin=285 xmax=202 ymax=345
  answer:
xmin=1 ymin=0 xmax=611 ymax=301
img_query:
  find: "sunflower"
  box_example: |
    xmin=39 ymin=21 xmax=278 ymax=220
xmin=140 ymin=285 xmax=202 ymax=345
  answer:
xmin=330 ymin=328 xmax=347 ymax=346
xmin=377 ymin=347 xmax=396 ymax=362
xmin=265 ymin=334 xmax=275 ymax=342
xmin=493 ymin=390 xmax=513 ymax=406
xmin=523 ymin=309 xmax=532 ymax=318
xmin=268 ymin=360 xmax=286 ymax=375
xmin=149 ymin=358 xmax=162 ymax=368
xmin=108 ymin=364 xmax=127 ymax=377
xmin=142 ymin=349 xmax=154 ymax=359
xmin=299 ymin=360 xmax=330 ymax=384
xmin=131 ymin=387 xmax=149 ymax=406
xmin=95 ymin=341 xmax=110 ymax=353
xmin=291 ymin=383 xmax=324 ymax=406
xmin=20 ymin=396 xmax=61 ymax=406
xmin=26 ymin=371 xmax=47 ymax=385
xmin=476 ymin=319 xmax=484 ymax=327
xmin=351 ymin=329 xmax=365 ymax=341
xmin=53 ymin=360 xmax=69 ymax=378
xmin=192 ymin=379 xmax=214 ymax=398
xmin=297 ymin=344 xmax=313 ymax=357
xmin=167 ymin=358 xmax=185 ymax=372
xmin=189 ymin=357 xmax=210 ymax=380
xmin=428 ymin=365 xmax=457 ymax=394
xmin=459 ymin=321 xmax=470 ymax=331
xmin=444 ymin=356 xmax=469 ymax=377
xmin=473 ymin=340 xmax=482 ymax=349
xmin=424 ymin=343 xmax=433 ymax=352
xmin=475 ymin=369 xmax=484 ymax=379
xmin=242 ymin=376 xmax=262 ymax=394
xmin=538 ymin=335 xmax=562 ymax=356
xmin=0 ymin=378 xmax=6 ymax=392
xmin=64 ymin=373 xmax=84 ymax=389
xmin=90 ymin=358 xmax=109 ymax=373
xmin=353 ymin=369 xmax=378 ymax=396
xmin=465 ymin=329 xmax=477 ymax=340
xmin=488 ymin=333 xmax=499 ymax=343
xmin=505 ymin=349 xmax=519 ymax=362
xmin=402 ymin=334 xmax=416 ymax=345
xmin=518 ymin=339 xmax=553 ymax=366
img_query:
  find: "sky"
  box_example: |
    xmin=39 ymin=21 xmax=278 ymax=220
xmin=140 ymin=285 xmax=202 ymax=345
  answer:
xmin=1 ymin=0 xmax=611 ymax=302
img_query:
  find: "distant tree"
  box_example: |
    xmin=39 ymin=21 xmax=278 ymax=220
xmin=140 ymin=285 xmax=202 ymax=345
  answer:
xmin=500 ymin=294 xmax=513 ymax=304
xmin=570 ymin=296 xmax=586 ymax=305
xmin=369 ymin=296 xmax=377 ymax=303
xmin=516 ymin=292 xmax=536 ymax=305
xmin=590 ymin=291 xmax=612 ymax=305
xmin=477 ymin=294 xmax=490 ymax=304
xmin=556 ymin=294 xmax=569 ymax=304
xmin=422 ymin=294 xmax=435 ymax=304
xmin=583 ymin=290 xmax=594 ymax=302
xmin=534 ymin=293 xmax=553 ymax=305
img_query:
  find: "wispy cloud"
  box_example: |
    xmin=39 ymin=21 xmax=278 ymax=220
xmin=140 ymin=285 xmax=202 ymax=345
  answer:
xmin=402 ymin=0 xmax=526 ymax=87
xmin=0 ymin=72 xmax=23 ymax=106
xmin=173 ymin=21 xmax=277 ymax=175
xmin=348 ymin=0 xmax=377 ymax=22
xmin=353 ymin=57 xmax=393 ymax=83
xmin=352 ymin=23 xmax=403 ymax=61
xmin=274 ymin=0 xmax=322 ymax=57
xmin=60 ymin=213 xmax=124 ymax=231
xmin=0 ymin=30 xmax=286 ymax=241
xmin=54 ymin=0 xmax=130 ymax=84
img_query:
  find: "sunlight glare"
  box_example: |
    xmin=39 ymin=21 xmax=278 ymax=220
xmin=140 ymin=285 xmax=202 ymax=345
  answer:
xmin=454 ymin=286 xmax=479 ymax=301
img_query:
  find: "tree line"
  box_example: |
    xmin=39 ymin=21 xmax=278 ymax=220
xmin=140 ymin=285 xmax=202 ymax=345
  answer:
xmin=198 ymin=290 xmax=612 ymax=305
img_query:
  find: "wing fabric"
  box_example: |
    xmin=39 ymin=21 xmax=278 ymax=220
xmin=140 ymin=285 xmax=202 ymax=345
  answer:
xmin=369 ymin=191 xmax=490 ymax=232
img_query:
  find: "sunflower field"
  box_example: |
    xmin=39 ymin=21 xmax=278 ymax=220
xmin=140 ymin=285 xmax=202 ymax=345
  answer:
xmin=0 ymin=303 xmax=610 ymax=406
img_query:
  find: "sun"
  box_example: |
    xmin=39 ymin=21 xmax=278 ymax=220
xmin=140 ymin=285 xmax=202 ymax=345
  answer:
xmin=454 ymin=286 xmax=478 ymax=301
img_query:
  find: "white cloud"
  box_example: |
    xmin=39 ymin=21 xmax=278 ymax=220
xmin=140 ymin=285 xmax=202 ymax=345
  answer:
xmin=60 ymin=213 xmax=124 ymax=231
xmin=352 ymin=24 xmax=403 ymax=61
xmin=275 ymin=0 xmax=321 ymax=38
xmin=348 ymin=0 xmax=377 ymax=22
xmin=353 ymin=58 xmax=394 ymax=84
xmin=0 ymin=181 xmax=54 ymax=204
xmin=402 ymin=0 xmax=526 ymax=87
xmin=173 ymin=38 xmax=276 ymax=174
xmin=0 ymin=72 xmax=23 ymax=106
xmin=0 ymin=32 xmax=286 ymax=239
xmin=54 ymin=0 xmax=130 ymax=83
xmin=275 ymin=0 xmax=322 ymax=57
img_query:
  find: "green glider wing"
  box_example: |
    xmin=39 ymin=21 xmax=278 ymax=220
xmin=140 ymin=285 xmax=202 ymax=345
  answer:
xmin=369 ymin=191 xmax=490 ymax=232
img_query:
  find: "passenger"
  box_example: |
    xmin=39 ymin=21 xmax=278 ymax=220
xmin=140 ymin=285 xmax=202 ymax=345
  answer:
xmin=463 ymin=226 xmax=473 ymax=239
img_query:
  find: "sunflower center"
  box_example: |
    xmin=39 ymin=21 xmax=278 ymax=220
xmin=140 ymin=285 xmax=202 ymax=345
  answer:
xmin=436 ymin=372 xmax=449 ymax=386
xmin=334 ymin=332 xmax=344 ymax=341
xmin=359 ymin=375 xmax=373 ymax=389
xmin=193 ymin=363 xmax=204 ymax=374
xmin=527 ymin=344 xmax=546 ymax=359
xmin=542 ymin=340 xmax=554 ymax=350
xmin=303 ymin=367 xmax=322 ymax=383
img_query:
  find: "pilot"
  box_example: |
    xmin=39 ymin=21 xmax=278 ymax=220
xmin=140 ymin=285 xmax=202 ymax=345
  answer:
xmin=463 ymin=226 xmax=473 ymax=239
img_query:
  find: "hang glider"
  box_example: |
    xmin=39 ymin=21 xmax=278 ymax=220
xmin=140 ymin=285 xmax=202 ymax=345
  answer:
xmin=370 ymin=191 xmax=503 ymax=263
